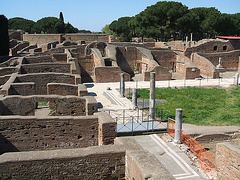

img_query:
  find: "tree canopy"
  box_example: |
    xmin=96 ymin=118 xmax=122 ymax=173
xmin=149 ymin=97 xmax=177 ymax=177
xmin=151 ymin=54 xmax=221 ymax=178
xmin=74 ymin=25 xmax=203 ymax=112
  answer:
xmin=8 ymin=14 xmax=91 ymax=34
xmin=107 ymin=1 xmax=240 ymax=42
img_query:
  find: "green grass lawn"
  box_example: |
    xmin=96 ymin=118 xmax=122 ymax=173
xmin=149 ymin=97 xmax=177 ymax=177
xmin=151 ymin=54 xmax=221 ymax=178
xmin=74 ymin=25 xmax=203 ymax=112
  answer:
xmin=137 ymin=87 xmax=240 ymax=126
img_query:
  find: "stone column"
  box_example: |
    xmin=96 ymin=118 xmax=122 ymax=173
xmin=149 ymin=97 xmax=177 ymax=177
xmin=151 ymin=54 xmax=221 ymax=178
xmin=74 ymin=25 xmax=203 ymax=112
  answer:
xmin=149 ymin=72 xmax=156 ymax=120
xmin=190 ymin=33 xmax=193 ymax=42
xmin=132 ymin=88 xmax=137 ymax=110
xmin=174 ymin=108 xmax=183 ymax=144
xmin=235 ymin=73 xmax=239 ymax=86
xmin=120 ymin=73 xmax=125 ymax=97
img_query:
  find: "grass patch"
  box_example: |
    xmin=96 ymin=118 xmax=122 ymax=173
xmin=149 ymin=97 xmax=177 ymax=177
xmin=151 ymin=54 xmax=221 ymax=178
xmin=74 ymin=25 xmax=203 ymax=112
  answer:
xmin=137 ymin=87 xmax=240 ymax=126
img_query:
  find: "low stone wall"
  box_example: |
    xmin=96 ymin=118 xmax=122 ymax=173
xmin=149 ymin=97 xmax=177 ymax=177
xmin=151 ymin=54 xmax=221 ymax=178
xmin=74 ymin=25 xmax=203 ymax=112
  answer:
xmin=14 ymin=73 xmax=80 ymax=95
xmin=8 ymin=82 xmax=35 ymax=96
xmin=52 ymin=53 xmax=67 ymax=63
xmin=23 ymin=55 xmax=53 ymax=64
xmin=9 ymin=41 xmax=30 ymax=56
xmin=97 ymin=112 xmax=116 ymax=145
xmin=0 ymin=75 xmax=10 ymax=86
xmin=0 ymin=145 xmax=125 ymax=179
xmin=95 ymin=67 xmax=130 ymax=83
xmin=20 ymin=63 xmax=71 ymax=74
xmin=144 ymin=66 xmax=172 ymax=81
xmin=0 ymin=95 xmax=98 ymax=116
xmin=216 ymin=142 xmax=240 ymax=179
xmin=0 ymin=67 xmax=17 ymax=76
xmin=47 ymin=83 xmax=78 ymax=96
xmin=192 ymin=53 xmax=219 ymax=78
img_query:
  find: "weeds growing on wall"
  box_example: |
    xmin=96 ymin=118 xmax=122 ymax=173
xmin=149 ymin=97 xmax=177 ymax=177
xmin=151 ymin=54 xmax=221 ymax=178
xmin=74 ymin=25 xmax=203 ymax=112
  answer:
xmin=137 ymin=87 xmax=240 ymax=126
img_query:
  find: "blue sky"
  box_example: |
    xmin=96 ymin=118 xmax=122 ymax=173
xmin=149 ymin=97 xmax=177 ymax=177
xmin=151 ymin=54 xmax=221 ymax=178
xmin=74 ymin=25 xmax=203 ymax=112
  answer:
xmin=1 ymin=0 xmax=239 ymax=32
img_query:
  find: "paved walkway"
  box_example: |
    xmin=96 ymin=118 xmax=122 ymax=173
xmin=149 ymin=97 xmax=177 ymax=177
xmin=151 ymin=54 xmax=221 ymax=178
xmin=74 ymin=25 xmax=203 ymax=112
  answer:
xmin=134 ymin=134 xmax=205 ymax=179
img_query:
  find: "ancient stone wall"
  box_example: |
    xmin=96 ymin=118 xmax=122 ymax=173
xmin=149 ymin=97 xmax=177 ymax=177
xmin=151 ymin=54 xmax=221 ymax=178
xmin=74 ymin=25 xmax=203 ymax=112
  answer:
xmin=168 ymin=41 xmax=186 ymax=52
xmin=116 ymin=46 xmax=142 ymax=77
xmin=216 ymin=142 xmax=240 ymax=179
xmin=47 ymin=83 xmax=78 ymax=96
xmin=0 ymin=95 xmax=97 ymax=116
xmin=8 ymin=82 xmax=35 ymax=96
xmin=23 ymin=34 xmax=62 ymax=45
xmin=0 ymin=67 xmax=17 ymax=76
xmin=151 ymin=49 xmax=176 ymax=70
xmin=51 ymin=53 xmax=67 ymax=63
xmin=64 ymin=34 xmax=110 ymax=43
xmin=0 ymin=145 xmax=125 ymax=179
xmin=94 ymin=67 xmax=130 ymax=83
xmin=0 ymin=75 xmax=10 ymax=86
xmin=20 ymin=63 xmax=71 ymax=74
xmin=143 ymin=66 xmax=172 ymax=81
xmin=185 ymin=40 xmax=234 ymax=58
xmin=23 ymin=55 xmax=53 ymax=64
xmin=14 ymin=73 xmax=78 ymax=95
xmin=0 ymin=115 xmax=99 ymax=153
xmin=198 ymin=50 xmax=240 ymax=71
xmin=97 ymin=112 xmax=116 ymax=145
xmin=192 ymin=53 xmax=219 ymax=78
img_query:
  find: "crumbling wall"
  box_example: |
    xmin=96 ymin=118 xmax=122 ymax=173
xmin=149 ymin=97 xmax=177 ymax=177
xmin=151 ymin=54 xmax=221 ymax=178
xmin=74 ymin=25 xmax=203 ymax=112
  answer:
xmin=23 ymin=55 xmax=54 ymax=64
xmin=216 ymin=142 xmax=240 ymax=179
xmin=0 ymin=145 xmax=125 ymax=179
xmin=14 ymin=73 xmax=79 ymax=95
xmin=94 ymin=67 xmax=130 ymax=83
xmin=0 ymin=95 xmax=97 ymax=116
xmin=192 ymin=53 xmax=219 ymax=78
xmin=20 ymin=63 xmax=71 ymax=74
xmin=0 ymin=116 xmax=99 ymax=153
xmin=151 ymin=49 xmax=176 ymax=70
xmin=198 ymin=50 xmax=240 ymax=71
xmin=185 ymin=40 xmax=234 ymax=58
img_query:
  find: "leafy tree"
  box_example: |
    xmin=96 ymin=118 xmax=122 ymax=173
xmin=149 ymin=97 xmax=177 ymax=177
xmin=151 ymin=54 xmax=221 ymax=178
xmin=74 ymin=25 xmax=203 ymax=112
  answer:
xmin=0 ymin=15 xmax=9 ymax=56
xmin=35 ymin=17 xmax=60 ymax=33
xmin=101 ymin=24 xmax=112 ymax=34
xmin=133 ymin=1 xmax=188 ymax=41
xmin=215 ymin=13 xmax=238 ymax=36
xmin=109 ymin=17 xmax=132 ymax=41
xmin=79 ymin=29 xmax=92 ymax=33
xmin=65 ymin=22 xmax=79 ymax=33
xmin=8 ymin=17 xmax=35 ymax=33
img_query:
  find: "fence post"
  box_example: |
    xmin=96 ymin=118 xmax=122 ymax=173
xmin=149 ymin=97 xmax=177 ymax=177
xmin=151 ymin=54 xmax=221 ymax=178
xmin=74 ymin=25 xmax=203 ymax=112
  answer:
xmin=120 ymin=73 xmax=125 ymax=97
xmin=132 ymin=88 xmax=137 ymax=110
xmin=149 ymin=72 xmax=156 ymax=120
xmin=174 ymin=108 xmax=183 ymax=144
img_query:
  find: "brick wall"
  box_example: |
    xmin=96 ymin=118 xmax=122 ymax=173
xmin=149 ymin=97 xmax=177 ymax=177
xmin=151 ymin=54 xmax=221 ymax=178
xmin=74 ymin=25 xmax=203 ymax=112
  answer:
xmin=8 ymin=82 xmax=35 ymax=96
xmin=0 ymin=67 xmax=16 ymax=76
xmin=47 ymin=83 xmax=78 ymax=96
xmin=20 ymin=63 xmax=71 ymax=74
xmin=216 ymin=142 xmax=240 ymax=179
xmin=198 ymin=50 xmax=240 ymax=71
xmin=0 ymin=95 xmax=98 ymax=116
xmin=51 ymin=53 xmax=67 ymax=63
xmin=192 ymin=53 xmax=219 ymax=78
xmin=143 ymin=66 xmax=172 ymax=81
xmin=65 ymin=33 xmax=110 ymax=43
xmin=23 ymin=34 xmax=62 ymax=45
xmin=151 ymin=49 xmax=176 ymax=70
xmin=0 ymin=145 xmax=125 ymax=179
xmin=15 ymin=73 xmax=77 ymax=95
xmin=94 ymin=67 xmax=130 ymax=83
xmin=0 ymin=116 xmax=99 ymax=153
xmin=24 ymin=55 xmax=54 ymax=64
